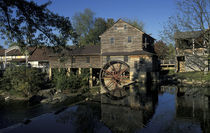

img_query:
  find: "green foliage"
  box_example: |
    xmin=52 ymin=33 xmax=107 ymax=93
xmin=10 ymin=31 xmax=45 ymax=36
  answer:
xmin=52 ymin=68 xmax=89 ymax=93
xmin=0 ymin=0 xmax=77 ymax=47
xmin=0 ymin=66 xmax=47 ymax=97
xmin=72 ymin=8 xmax=95 ymax=37
xmin=154 ymin=40 xmax=169 ymax=59
xmin=72 ymin=8 xmax=115 ymax=46
xmin=176 ymin=71 xmax=210 ymax=82
xmin=168 ymin=43 xmax=175 ymax=59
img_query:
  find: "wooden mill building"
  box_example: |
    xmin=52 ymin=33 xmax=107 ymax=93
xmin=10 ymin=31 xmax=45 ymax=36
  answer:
xmin=174 ymin=30 xmax=210 ymax=72
xmin=49 ymin=19 xmax=159 ymax=87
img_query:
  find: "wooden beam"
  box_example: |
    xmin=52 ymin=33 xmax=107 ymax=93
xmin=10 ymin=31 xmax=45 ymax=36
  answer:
xmin=49 ymin=66 xmax=52 ymax=80
xmin=79 ymin=68 xmax=81 ymax=75
xmin=67 ymin=67 xmax=71 ymax=76
xmin=89 ymin=68 xmax=93 ymax=88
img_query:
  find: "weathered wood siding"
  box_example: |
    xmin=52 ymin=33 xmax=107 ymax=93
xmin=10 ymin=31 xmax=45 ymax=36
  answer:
xmin=100 ymin=19 xmax=144 ymax=53
xmin=102 ymin=55 xmax=153 ymax=72
xmin=49 ymin=55 xmax=101 ymax=68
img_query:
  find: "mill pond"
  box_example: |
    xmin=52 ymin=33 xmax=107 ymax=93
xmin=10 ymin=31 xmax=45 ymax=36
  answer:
xmin=0 ymin=84 xmax=209 ymax=133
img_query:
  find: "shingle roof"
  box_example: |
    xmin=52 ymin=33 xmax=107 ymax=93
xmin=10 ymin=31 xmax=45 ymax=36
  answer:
xmin=102 ymin=50 xmax=154 ymax=56
xmin=174 ymin=31 xmax=203 ymax=39
xmin=49 ymin=45 xmax=101 ymax=57
xmin=0 ymin=49 xmax=5 ymax=56
xmin=28 ymin=47 xmax=51 ymax=61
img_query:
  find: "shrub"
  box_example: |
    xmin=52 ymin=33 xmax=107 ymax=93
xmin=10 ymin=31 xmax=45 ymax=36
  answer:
xmin=0 ymin=66 xmax=47 ymax=97
xmin=52 ymin=68 xmax=89 ymax=93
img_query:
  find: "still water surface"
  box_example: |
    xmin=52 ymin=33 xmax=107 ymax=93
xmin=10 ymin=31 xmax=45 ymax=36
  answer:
xmin=0 ymin=84 xmax=209 ymax=133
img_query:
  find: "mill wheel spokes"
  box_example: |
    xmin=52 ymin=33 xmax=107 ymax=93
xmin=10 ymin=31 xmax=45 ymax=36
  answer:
xmin=100 ymin=61 xmax=130 ymax=98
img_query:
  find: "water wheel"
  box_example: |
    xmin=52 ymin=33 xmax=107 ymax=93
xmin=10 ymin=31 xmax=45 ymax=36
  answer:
xmin=100 ymin=60 xmax=130 ymax=98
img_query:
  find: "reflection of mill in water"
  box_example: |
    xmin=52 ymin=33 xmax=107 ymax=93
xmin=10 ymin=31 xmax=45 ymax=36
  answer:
xmin=101 ymin=83 xmax=158 ymax=133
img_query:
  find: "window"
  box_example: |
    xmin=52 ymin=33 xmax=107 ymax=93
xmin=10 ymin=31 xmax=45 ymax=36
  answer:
xmin=128 ymin=36 xmax=132 ymax=43
xmin=114 ymin=26 xmax=117 ymax=30
xmin=124 ymin=56 xmax=128 ymax=62
xmin=71 ymin=57 xmax=75 ymax=63
xmin=110 ymin=38 xmax=114 ymax=44
xmin=86 ymin=57 xmax=90 ymax=63
xmin=106 ymin=56 xmax=110 ymax=62
xmin=124 ymin=25 xmax=127 ymax=29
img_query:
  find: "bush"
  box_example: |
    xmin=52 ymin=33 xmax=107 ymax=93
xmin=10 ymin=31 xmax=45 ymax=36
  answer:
xmin=0 ymin=66 xmax=47 ymax=97
xmin=52 ymin=68 xmax=89 ymax=93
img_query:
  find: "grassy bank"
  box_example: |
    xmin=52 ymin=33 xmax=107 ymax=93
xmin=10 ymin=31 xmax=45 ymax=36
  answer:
xmin=175 ymin=71 xmax=210 ymax=85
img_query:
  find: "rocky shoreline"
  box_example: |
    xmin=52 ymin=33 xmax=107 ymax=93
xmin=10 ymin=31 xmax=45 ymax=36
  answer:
xmin=0 ymin=87 xmax=99 ymax=105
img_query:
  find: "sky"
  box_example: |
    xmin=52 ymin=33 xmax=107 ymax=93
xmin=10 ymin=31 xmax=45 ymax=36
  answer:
xmin=39 ymin=0 xmax=177 ymax=39
xmin=1 ymin=0 xmax=177 ymax=47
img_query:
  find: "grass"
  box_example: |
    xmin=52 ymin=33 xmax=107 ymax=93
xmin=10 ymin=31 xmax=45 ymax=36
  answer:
xmin=175 ymin=71 xmax=210 ymax=82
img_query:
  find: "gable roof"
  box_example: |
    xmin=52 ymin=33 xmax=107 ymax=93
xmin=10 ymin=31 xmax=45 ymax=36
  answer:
xmin=99 ymin=18 xmax=155 ymax=40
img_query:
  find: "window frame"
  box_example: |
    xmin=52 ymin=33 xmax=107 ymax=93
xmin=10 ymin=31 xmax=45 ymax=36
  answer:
xmin=71 ymin=57 xmax=76 ymax=63
xmin=124 ymin=24 xmax=127 ymax=29
xmin=128 ymin=36 xmax=132 ymax=43
xmin=110 ymin=37 xmax=114 ymax=44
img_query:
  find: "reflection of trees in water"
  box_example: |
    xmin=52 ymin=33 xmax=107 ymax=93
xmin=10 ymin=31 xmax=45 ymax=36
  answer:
xmin=56 ymin=103 xmax=101 ymax=133
xmin=101 ymin=83 xmax=159 ymax=133
xmin=176 ymin=87 xmax=210 ymax=133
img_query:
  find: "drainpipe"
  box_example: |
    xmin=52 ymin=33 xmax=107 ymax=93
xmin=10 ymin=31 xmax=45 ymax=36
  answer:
xmin=4 ymin=51 xmax=7 ymax=69
xmin=192 ymin=39 xmax=195 ymax=54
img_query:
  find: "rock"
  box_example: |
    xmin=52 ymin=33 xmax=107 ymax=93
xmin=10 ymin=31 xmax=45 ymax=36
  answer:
xmin=5 ymin=96 xmax=10 ymax=101
xmin=55 ymin=89 xmax=62 ymax=94
xmin=40 ymin=98 xmax=52 ymax=104
xmin=37 ymin=89 xmax=56 ymax=98
xmin=29 ymin=95 xmax=45 ymax=105
xmin=85 ymin=98 xmax=89 ymax=101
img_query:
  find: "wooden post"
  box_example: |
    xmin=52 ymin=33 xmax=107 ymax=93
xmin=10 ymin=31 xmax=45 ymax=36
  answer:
xmin=79 ymin=68 xmax=82 ymax=75
xmin=192 ymin=39 xmax=195 ymax=54
xmin=130 ymin=71 xmax=133 ymax=81
xmin=89 ymin=68 xmax=93 ymax=88
xmin=49 ymin=67 xmax=52 ymax=80
xmin=67 ymin=67 xmax=71 ymax=76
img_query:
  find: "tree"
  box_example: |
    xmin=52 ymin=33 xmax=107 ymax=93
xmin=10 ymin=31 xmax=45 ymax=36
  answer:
xmin=123 ymin=18 xmax=145 ymax=32
xmin=154 ymin=41 xmax=169 ymax=60
xmin=106 ymin=18 xmax=115 ymax=29
xmin=72 ymin=8 xmax=95 ymax=45
xmin=0 ymin=0 xmax=77 ymax=48
xmin=160 ymin=0 xmax=210 ymax=71
xmin=161 ymin=0 xmax=209 ymax=45
xmin=72 ymin=8 xmax=115 ymax=46
xmin=83 ymin=17 xmax=115 ymax=45
xmin=168 ymin=43 xmax=176 ymax=59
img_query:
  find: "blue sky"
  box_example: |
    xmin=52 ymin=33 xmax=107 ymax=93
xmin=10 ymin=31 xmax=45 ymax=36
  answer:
xmin=39 ymin=0 xmax=177 ymax=39
xmin=1 ymin=0 xmax=177 ymax=47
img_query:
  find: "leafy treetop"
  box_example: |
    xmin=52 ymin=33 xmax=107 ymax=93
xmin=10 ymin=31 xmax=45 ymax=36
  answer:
xmin=0 ymin=0 xmax=77 ymax=48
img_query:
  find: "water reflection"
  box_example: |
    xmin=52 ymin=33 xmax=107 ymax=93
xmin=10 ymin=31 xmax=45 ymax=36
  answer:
xmin=0 ymin=84 xmax=210 ymax=133
xmin=176 ymin=86 xmax=210 ymax=133
xmin=101 ymin=84 xmax=158 ymax=133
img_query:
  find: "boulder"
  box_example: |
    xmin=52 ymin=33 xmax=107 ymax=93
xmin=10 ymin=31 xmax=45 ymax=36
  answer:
xmin=37 ymin=88 xmax=56 ymax=98
xmin=29 ymin=95 xmax=45 ymax=105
